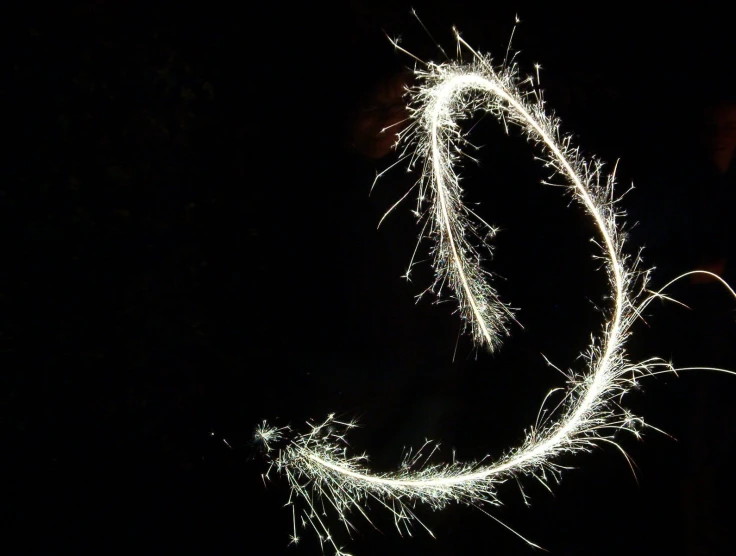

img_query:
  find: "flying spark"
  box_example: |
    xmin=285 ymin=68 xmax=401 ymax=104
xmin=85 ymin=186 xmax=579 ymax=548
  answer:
xmin=257 ymin=29 xmax=734 ymax=555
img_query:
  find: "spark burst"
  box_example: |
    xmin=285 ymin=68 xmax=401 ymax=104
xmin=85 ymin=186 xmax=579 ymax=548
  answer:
xmin=257 ymin=30 xmax=730 ymax=555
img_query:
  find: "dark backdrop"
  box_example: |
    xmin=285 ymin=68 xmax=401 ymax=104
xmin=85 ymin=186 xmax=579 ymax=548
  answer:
xmin=4 ymin=2 xmax=736 ymax=555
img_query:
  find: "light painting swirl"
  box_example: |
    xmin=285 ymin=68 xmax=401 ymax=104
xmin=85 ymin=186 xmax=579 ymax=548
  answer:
xmin=257 ymin=32 xmax=672 ymax=555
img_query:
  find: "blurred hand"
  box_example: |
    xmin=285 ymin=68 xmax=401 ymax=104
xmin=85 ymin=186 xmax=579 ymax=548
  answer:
xmin=690 ymin=258 xmax=727 ymax=284
xmin=348 ymin=72 xmax=411 ymax=159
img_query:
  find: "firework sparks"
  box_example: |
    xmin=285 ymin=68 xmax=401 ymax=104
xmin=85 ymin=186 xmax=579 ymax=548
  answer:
xmin=257 ymin=30 xmax=731 ymax=555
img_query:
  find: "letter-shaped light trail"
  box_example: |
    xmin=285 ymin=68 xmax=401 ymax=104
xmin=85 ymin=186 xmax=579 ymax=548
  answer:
xmin=257 ymin=32 xmax=675 ymax=555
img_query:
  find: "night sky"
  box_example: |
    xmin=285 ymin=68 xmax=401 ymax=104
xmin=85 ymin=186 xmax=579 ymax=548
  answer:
xmin=5 ymin=2 xmax=736 ymax=555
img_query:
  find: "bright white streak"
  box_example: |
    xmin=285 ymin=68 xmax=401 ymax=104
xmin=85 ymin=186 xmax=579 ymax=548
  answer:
xmin=422 ymin=71 xmax=625 ymax=478
xmin=260 ymin=34 xmax=673 ymax=555
xmin=300 ymin=60 xmax=627 ymax=488
xmin=431 ymin=78 xmax=508 ymax=350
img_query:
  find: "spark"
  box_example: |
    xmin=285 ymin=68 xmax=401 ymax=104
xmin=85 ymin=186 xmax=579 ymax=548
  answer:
xmin=257 ymin=30 xmax=735 ymax=555
xmin=254 ymin=420 xmax=289 ymax=454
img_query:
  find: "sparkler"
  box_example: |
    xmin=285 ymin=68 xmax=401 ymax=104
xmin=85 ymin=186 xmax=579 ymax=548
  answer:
xmin=257 ymin=29 xmax=734 ymax=555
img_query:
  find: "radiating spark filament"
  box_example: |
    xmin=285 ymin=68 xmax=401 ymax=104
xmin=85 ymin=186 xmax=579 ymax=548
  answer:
xmin=257 ymin=31 xmax=699 ymax=555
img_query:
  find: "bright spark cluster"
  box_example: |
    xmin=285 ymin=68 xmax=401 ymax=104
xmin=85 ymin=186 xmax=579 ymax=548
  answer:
xmin=259 ymin=32 xmax=671 ymax=555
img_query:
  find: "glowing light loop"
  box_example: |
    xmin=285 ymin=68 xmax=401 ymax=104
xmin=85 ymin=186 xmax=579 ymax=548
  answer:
xmin=258 ymin=33 xmax=675 ymax=555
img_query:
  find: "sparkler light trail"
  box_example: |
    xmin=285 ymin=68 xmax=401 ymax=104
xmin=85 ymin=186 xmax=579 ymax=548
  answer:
xmin=256 ymin=30 xmax=734 ymax=556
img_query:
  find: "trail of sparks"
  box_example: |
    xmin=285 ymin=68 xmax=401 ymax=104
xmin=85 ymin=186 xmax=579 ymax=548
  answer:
xmin=256 ymin=31 xmax=714 ymax=555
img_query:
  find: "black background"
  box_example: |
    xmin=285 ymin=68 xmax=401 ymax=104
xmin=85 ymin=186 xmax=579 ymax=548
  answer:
xmin=4 ymin=2 xmax=736 ymax=555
